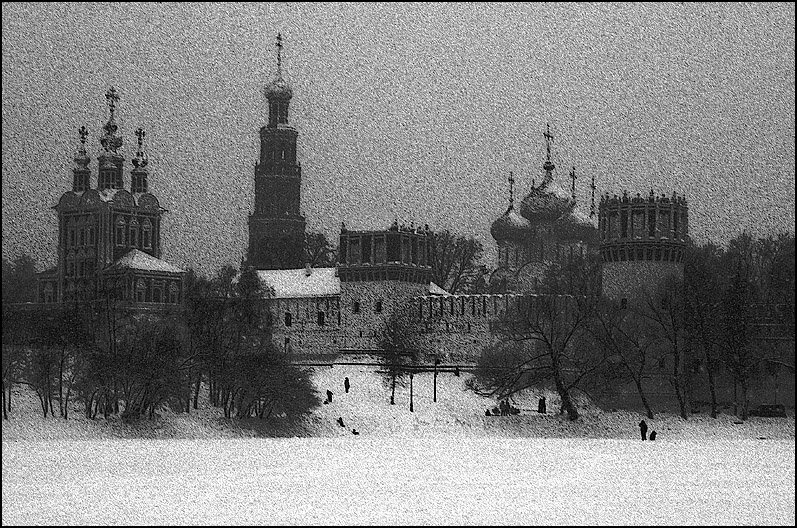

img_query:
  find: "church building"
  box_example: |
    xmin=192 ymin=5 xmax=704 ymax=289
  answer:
xmin=37 ymin=87 xmax=185 ymax=308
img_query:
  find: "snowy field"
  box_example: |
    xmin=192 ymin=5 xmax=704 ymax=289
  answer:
xmin=2 ymin=437 xmax=794 ymax=525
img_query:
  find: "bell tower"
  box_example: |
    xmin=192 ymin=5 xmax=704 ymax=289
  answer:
xmin=248 ymin=33 xmax=306 ymax=269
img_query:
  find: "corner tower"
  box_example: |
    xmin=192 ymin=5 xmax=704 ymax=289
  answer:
xmin=248 ymin=33 xmax=306 ymax=269
xmin=599 ymin=190 xmax=689 ymax=302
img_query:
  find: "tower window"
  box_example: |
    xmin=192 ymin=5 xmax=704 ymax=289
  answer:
xmin=142 ymin=220 xmax=152 ymax=249
xmin=375 ymin=300 xmax=383 ymax=313
xmin=353 ymin=301 xmax=360 ymax=314
xmin=284 ymin=312 xmax=292 ymax=327
xmin=130 ymin=226 xmax=138 ymax=248
xmin=79 ymin=228 xmax=85 ymax=247
xmin=620 ymin=298 xmax=628 ymax=310
xmin=317 ymin=311 xmax=325 ymax=326
xmin=69 ymin=229 xmax=76 ymax=248
xmin=115 ymin=218 xmax=126 ymax=246
xmin=88 ymin=226 xmax=95 ymax=246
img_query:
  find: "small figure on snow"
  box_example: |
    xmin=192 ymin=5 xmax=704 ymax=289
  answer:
xmin=649 ymin=430 xmax=657 ymax=441
xmin=485 ymin=409 xmax=491 ymax=416
xmin=344 ymin=377 xmax=350 ymax=394
xmin=352 ymin=429 xmax=360 ymax=435
xmin=639 ymin=419 xmax=648 ymax=441
xmin=337 ymin=416 xmax=345 ymax=428
xmin=538 ymin=397 xmax=547 ymax=414
xmin=326 ymin=389 xmax=333 ymax=403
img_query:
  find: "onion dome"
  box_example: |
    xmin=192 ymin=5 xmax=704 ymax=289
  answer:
xmin=491 ymin=205 xmax=532 ymax=242
xmin=554 ymin=209 xmax=598 ymax=242
xmin=519 ymin=180 xmax=575 ymax=223
xmin=264 ymin=33 xmax=292 ymax=100
xmin=264 ymin=75 xmax=293 ymax=100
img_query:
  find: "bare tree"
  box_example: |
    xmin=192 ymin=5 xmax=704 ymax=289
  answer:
xmin=431 ymin=230 xmax=484 ymax=294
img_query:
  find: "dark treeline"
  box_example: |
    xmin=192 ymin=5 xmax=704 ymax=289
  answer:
xmin=467 ymin=231 xmax=795 ymax=421
xmin=2 ymin=259 xmax=319 ymax=421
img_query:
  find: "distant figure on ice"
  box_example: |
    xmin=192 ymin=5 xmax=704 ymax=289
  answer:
xmin=649 ymin=430 xmax=657 ymax=441
xmin=499 ymin=400 xmax=508 ymax=416
xmin=485 ymin=409 xmax=491 ymax=416
xmin=337 ymin=417 xmax=345 ymax=428
xmin=344 ymin=377 xmax=350 ymax=394
xmin=326 ymin=389 xmax=333 ymax=403
xmin=538 ymin=397 xmax=547 ymax=414
xmin=352 ymin=429 xmax=360 ymax=435
xmin=639 ymin=419 xmax=648 ymax=441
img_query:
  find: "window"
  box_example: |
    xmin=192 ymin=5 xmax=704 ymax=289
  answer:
xmin=284 ymin=312 xmax=292 ymax=327
xmin=620 ymin=298 xmax=628 ymax=310
xmin=130 ymin=220 xmax=139 ymax=248
xmin=317 ymin=311 xmax=325 ymax=326
xmin=136 ymin=280 xmax=146 ymax=302
xmin=375 ymin=300 xmax=382 ymax=313
xmin=67 ymin=260 xmax=75 ymax=277
xmin=69 ymin=229 xmax=76 ymax=248
xmin=88 ymin=226 xmax=95 ymax=246
xmin=142 ymin=221 xmax=152 ymax=249
xmin=115 ymin=218 xmax=126 ymax=246
xmin=153 ymin=286 xmax=162 ymax=303
xmin=79 ymin=228 xmax=85 ymax=247
xmin=169 ymin=283 xmax=179 ymax=304
xmin=353 ymin=301 xmax=360 ymax=314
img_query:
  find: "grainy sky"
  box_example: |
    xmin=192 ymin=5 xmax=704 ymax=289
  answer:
xmin=2 ymin=2 xmax=795 ymax=276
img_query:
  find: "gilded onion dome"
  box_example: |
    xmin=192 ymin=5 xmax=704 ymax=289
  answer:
xmin=519 ymin=179 xmax=575 ymax=223
xmin=264 ymin=33 xmax=293 ymax=100
xmin=264 ymin=75 xmax=293 ymax=100
xmin=491 ymin=204 xmax=532 ymax=242
xmin=553 ymin=209 xmax=598 ymax=242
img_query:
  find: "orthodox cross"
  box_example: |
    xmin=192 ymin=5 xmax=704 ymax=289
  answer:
xmin=590 ymin=173 xmax=596 ymax=218
xmin=570 ymin=166 xmax=576 ymax=202
xmin=543 ymin=122 xmax=554 ymax=162
xmin=105 ymin=86 xmax=119 ymax=119
xmin=508 ymin=171 xmax=515 ymax=207
xmin=135 ymin=127 xmax=146 ymax=151
xmin=78 ymin=125 xmax=88 ymax=149
xmin=276 ymin=33 xmax=283 ymax=75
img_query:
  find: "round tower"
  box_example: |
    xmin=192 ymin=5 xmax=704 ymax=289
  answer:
xmin=599 ymin=189 xmax=689 ymax=302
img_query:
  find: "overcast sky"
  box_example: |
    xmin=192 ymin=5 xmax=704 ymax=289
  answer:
xmin=2 ymin=2 xmax=795 ymax=275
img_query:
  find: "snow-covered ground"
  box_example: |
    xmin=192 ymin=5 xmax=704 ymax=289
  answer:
xmin=2 ymin=437 xmax=794 ymax=525
xmin=2 ymin=365 xmax=794 ymax=524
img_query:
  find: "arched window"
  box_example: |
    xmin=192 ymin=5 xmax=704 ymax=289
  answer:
xmin=317 ymin=311 xmax=325 ymax=326
xmin=87 ymin=224 xmax=96 ymax=246
xmin=136 ymin=280 xmax=146 ymax=302
xmin=142 ymin=219 xmax=152 ymax=249
xmin=353 ymin=301 xmax=360 ymax=314
xmin=169 ymin=283 xmax=179 ymax=304
xmin=284 ymin=312 xmax=292 ymax=327
xmin=115 ymin=217 xmax=126 ymax=246
xmin=375 ymin=300 xmax=383 ymax=313
xmin=129 ymin=219 xmax=139 ymax=248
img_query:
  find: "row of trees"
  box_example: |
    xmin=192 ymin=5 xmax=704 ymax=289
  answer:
xmin=467 ymin=232 xmax=795 ymax=421
xmin=2 ymin=263 xmax=319 ymax=421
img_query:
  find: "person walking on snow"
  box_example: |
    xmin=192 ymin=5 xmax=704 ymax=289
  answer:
xmin=344 ymin=377 xmax=350 ymax=394
xmin=326 ymin=389 xmax=333 ymax=403
xmin=639 ymin=419 xmax=648 ymax=441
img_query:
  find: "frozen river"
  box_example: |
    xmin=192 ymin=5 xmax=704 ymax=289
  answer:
xmin=3 ymin=437 xmax=794 ymax=525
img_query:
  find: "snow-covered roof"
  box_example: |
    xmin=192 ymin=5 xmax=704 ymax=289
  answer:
xmin=104 ymin=249 xmax=185 ymax=274
xmin=429 ymin=282 xmax=450 ymax=296
xmin=255 ymin=268 xmax=452 ymax=299
xmin=256 ymin=267 xmax=340 ymax=298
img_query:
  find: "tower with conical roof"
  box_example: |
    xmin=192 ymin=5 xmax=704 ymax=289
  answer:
xmin=248 ymin=33 xmax=306 ymax=270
